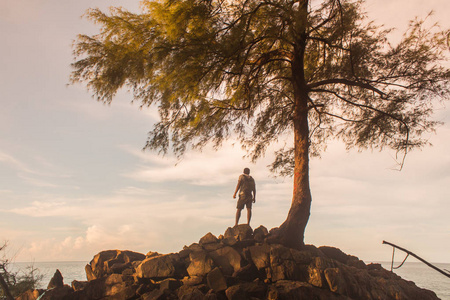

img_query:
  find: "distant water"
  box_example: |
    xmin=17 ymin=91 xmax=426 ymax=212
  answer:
xmin=378 ymin=261 xmax=450 ymax=300
xmin=12 ymin=261 xmax=450 ymax=299
xmin=12 ymin=261 xmax=88 ymax=289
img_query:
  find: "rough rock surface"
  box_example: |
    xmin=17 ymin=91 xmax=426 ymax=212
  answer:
xmin=16 ymin=225 xmax=439 ymax=300
xmin=47 ymin=269 xmax=64 ymax=289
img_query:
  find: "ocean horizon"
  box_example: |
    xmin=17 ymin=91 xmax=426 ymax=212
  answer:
xmin=11 ymin=260 xmax=450 ymax=299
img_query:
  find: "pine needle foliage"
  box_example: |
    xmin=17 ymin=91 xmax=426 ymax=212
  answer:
xmin=72 ymin=0 xmax=449 ymax=245
xmin=72 ymin=0 xmax=449 ymax=173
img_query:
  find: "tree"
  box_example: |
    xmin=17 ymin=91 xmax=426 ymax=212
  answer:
xmin=0 ymin=242 xmax=42 ymax=298
xmin=71 ymin=0 xmax=449 ymax=248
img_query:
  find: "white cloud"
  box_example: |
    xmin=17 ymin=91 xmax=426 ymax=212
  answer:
xmin=0 ymin=151 xmax=35 ymax=174
xmin=121 ymin=142 xmax=253 ymax=186
xmin=0 ymin=149 xmax=74 ymax=188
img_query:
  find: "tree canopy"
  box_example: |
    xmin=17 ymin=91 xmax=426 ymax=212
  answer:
xmin=71 ymin=0 xmax=449 ymax=246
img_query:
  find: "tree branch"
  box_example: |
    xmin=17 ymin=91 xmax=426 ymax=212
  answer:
xmin=308 ymin=78 xmax=386 ymax=97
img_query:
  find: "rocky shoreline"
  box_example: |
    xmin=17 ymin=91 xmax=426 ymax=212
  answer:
xmin=17 ymin=225 xmax=439 ymax=299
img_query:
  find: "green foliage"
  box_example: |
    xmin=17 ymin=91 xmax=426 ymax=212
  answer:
xmin=0 ymin=242 xmax=43 ymax=298
xmin=71 ymin=0 xmax=449 ymax=175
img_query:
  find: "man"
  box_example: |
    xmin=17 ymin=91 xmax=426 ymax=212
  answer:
xmin=233 ymin=167 xmax=256 ymax=226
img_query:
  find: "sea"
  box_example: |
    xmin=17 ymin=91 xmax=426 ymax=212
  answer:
xmin=11 ymin=261 xmax=450 ymax=299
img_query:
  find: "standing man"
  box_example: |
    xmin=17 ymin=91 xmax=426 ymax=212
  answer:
xmin=233 ymin=168 xmax=256 ymax=226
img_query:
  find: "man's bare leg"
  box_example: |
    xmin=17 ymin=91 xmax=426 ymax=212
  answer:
xmin=235 ymin=209 xmax=242 ymax=227
xmin=247 ymin=208 xmax=252 ymax=225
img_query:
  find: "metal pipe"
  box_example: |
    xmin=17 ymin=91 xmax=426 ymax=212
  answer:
xmin=383 ymin=240 xmax=450 ymax=279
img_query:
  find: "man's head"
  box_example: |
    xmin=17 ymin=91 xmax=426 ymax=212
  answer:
xmin=243 ymin=168 xmax=250 ymax=175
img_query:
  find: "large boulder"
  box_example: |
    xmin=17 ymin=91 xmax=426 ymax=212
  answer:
xmin=70 ymin=273 xmax=137 ymax=299
xmin=136 ymin=253 xmax=185 ymax=279
xmin=209 ymin=246 xmax=243 ymax=276
xmin=47 ymin=269 xmax=64 ymax=289
xmin=253 ymin=225 xmax=269 ymax=243
xmin=319 ymin=246 xmax=366 ymax=269
xmin=199 ymin=232 xmax=219 ymax=245
xmin=86 ymin=250 xmax=145 ymax=280
xmin=206 ymin=267 xmax=228 ymax=292
xmin=248 ymin=244 xmax=271 ymax=270
xmin=224 ymin=225 xmax=253 ymax=241
xmin=186 ymin=250 xmax=214 ymax=277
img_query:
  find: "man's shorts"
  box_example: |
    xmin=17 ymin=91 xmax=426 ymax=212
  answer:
xmin=236 ymin=194 xmax=253 ymax=210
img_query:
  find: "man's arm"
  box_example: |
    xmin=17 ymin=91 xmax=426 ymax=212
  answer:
xmin=252 ymin=183 xmax=256 ymax=203
xmin=233 ymin=177 xmax=241 ymax=199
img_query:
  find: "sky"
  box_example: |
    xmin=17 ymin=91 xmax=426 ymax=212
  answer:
xmin=0 ymin=0 xmax=449 ymax=264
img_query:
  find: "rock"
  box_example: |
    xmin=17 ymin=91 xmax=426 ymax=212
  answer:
xmin=268 ymin=280 xmax=347 ymax=300
xmin=308 ymin=266 xmax=325 ymax=288
xmin=71 ymin=280 xmax=87 ymax=292
xmin=141 ymin=288 xmax=167 ymax=300
xmin=16 ymin=289 xmax=43 ymax=300
xmin=268 ymin=244 xmax=306 ymax=282
xmin=121 ymin=250 xmax=146 ymax=263
xmin=159 ymin=278 xmax=181 ymax=291
xmin=89 ymin=250 xmax=119 ymax=279
xmin=225 ymin=285 xmax=247 ymax=300
xmin=110 ymin=262 xmax=132 ymax=274
xmin=203 ymin=242 xmax=225 ymax=252
xmin=253 ymin=225 xmax=268 ymax=243
xmin=47 ymin=269 xmax=64 ymax=289
xmin=30 ymin=228 xmax=439 ymax=300
xmin=38 ymin=285 xmax=73 ymax=300
xmin=222 ymin=236 xmax=238 ymax=247
xmin=226 ymin=282 xmax=267 ymax=300
xmin=104 ymin=274 xmax=133 ymax=296
xmin=232 ymin=264 xmax=259 ymax=282
xmin=319 ymin=246 xmax=366 ymax=269
xmin=146 ymin=251 xmax=160 ymax=258
xmin=136 ymin=283 xmax=155 ymax=296
xmin=85 ymin=264 xmax=96 ymax=282
xmin=248 ymin=244 xmax=271 ymax=270
xmin=187 ymin=251 xmax=214 ymax=277
xmin=225 ymin=225 xmax=253 ymax=241
xmin=87 ymin=249 xmax=145 ymax=280
xmin=73 ymin=273 xmax=136 ymax=299
xmin=206 ymin=267 xmax=228 ymax=292
xmin=324 ymin=268 xmax=347 ymax=294
xmin=199 ymin=232 xmax=219 ymax=245
xmin=184 ymin=243 xmax=204 ymax=253
xmin=182 ymin=275 xmax=204 ymax=286
xmin=137 ymin=253 xmax=184 ymax=279
xmin=209 ymin=246 xmax=243 ymax=276
xmin=178 ymin=286 xmax=205 ymax=299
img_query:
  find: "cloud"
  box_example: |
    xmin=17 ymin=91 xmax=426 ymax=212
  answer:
xmin=0 ymin=151 xmax=35 ymax=174
xmin=121 ymin=142 xmax=253 ymax=186
xmin=0 ymin=149 xmax=74 ymax=188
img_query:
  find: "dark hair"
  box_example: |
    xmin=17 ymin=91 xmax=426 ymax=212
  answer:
xmin=243 ymin=168 xmax=250 ymax=175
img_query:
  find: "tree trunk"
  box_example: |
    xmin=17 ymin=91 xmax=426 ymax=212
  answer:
xmin=277 ymin=93 xmax=311 ymax=248
xmin=0 ymin=272 xmax=14 ymax=300
xmin=276 ymin=0 xmax=311 ymax=248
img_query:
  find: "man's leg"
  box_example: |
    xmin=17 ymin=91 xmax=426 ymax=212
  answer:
xmin=235 ymin=209 xmax=242 ymax=226
xmin=246 ymin=208 xmax=252 ymax=225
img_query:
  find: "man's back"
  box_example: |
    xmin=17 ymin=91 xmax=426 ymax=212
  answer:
xmin=239 ymin=174 xmax=255 ymax=197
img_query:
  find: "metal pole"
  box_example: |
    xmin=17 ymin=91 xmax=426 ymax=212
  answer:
xmin=383 ymin=240 xmax=450 ymax=279
xmin=390 ymin=247 xmax=395 ymax=272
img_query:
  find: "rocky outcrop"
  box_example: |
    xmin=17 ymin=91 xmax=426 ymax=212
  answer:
xmin=16 ymin=225 xmax=439 ymax=300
